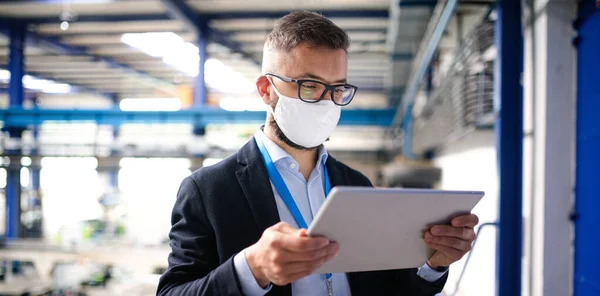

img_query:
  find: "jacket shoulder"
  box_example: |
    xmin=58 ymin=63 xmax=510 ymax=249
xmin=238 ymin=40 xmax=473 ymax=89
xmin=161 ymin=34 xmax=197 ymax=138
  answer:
xmin=187 ymin=153 xmax=242 ymax=188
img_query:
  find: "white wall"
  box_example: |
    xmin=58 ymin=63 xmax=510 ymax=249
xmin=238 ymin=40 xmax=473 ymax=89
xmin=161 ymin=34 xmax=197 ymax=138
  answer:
xmin=433 ymin=130 xmax=497 ymax=296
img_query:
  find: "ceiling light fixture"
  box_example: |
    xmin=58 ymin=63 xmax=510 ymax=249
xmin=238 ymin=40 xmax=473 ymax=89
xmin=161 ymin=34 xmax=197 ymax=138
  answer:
xmin=59 ymin=0 xmax=77 ymax=31
xmin=0 ymin=70 xmax=72 ymax=94
xmin=121 ymin=32 xmax=255 ymax=94
xmin=60 ymin=21 xmax=70 ymax=31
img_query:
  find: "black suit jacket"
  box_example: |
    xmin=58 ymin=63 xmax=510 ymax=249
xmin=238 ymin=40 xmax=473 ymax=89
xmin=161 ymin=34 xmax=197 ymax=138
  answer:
xmin=157 ymin=138 xmax=448 ymax=296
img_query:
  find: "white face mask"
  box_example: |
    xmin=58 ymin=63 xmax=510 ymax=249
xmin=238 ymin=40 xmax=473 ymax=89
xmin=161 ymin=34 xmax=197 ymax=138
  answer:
xmin=269 ymin=84 xmax=341 ymax=148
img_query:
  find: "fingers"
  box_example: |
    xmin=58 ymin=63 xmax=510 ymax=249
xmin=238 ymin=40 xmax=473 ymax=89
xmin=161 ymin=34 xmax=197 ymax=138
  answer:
xmin=429 ymin=225 xmax=477 ymax=241
xmin=425 ymin=241 xmax=464 ymax=262
xmin=265 ymin=243 xmax=337 ymax=286
xmin=274 ymin=234 xmax=330 ymax=252
xmin=272 ymin=222 xmax=301 ymax=234
xmin=270 ymin=222 xmax=330 ymax=252
xmin=267 ymin=243 xmax=337 ymax=267
xmin=424 ymin=232 xmax=472 ymax=252
xmin=257 ymin=223 xmax=339 ymax=286
xmin=286 ymin=243 xmax=339 ymax=262
xmin=285 ymin=254 xmax=333 ymax=274
xmin=451 ymin=214 xmax=479 ymax=228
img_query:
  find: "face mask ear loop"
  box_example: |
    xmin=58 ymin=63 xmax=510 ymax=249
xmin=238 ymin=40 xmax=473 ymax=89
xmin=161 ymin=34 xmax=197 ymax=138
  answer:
xmin=265 ymin=76 xmax=279 ymax=116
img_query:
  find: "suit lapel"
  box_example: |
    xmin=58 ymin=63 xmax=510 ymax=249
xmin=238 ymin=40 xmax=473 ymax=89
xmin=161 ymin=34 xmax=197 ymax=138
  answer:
xmin=236 ymin=140 xmax=356 ymax=296
xmin=235 ymin=138 xmax=292 ymax=296
xmin=325 ymin=156 xmax=347 ymax=187
xmin=235 ymin=137 xmax=281 ymax=234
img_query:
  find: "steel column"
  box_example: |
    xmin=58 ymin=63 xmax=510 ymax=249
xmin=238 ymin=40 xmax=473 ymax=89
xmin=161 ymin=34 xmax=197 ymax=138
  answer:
xmin=27 ymin=161 xmax=43 ymax=238
xmin=494 ymin=0 xmax=523 ymax=295
xmin=8 ymin=23 xmax=25 ymax=107
xmin=5 ymin=157 xmax=21 ymax=239
xmin=574 ymin=1 xmax=600 ymax=295
xmin=5 ymin=22 xmax=26 ymax=239
xmin=195 ymin=21 xmax=208 ymax=108
xmin=108 ymin=168 xmax=118 ymax=189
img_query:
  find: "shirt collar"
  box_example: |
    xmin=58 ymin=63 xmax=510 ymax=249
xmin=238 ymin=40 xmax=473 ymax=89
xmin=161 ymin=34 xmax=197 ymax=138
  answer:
xmin=255 ymin=129 xmax=329 ymax=167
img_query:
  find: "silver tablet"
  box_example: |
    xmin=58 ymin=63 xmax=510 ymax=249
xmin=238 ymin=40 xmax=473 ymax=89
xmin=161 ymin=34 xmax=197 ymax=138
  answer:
xmin=306 ymin=186 xmax=484 ymax=274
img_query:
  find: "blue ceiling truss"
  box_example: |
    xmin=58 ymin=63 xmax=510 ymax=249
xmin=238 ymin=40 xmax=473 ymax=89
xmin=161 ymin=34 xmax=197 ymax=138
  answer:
xmin=0 ymin=1 xmax=400 ymax=97
xmin=203 ymin=10 xmax=389 ymax=20
xmin=37 ymin=27 xmax=389 ymax=36
xmin=26 ymin=32 xmax=175 ymax=87
xmin=0 ymin=25 xmax=176 ymax=90
xmin=0 ymin=10 xmax=390 ymax=24
xmin=159 ymin=0 xmax=261 ymax=65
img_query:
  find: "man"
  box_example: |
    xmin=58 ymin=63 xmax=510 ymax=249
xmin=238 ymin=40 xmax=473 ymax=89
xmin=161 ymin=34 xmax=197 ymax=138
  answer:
xmin=157 ymin=11 xmax=478 ymax=296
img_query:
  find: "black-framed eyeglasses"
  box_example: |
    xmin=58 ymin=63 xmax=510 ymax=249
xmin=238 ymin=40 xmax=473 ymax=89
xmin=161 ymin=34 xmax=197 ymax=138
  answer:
xmin=265 ymin=72 xmax=358 ymax=106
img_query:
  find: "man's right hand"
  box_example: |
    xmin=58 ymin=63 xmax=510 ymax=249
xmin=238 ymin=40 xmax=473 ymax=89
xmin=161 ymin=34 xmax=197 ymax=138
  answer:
xmin=244 ymin=222 xmax=339 ymax=287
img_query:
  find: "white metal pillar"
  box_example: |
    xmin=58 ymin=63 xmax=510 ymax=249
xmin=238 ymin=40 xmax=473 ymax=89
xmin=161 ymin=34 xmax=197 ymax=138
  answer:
xmin=522 ymin=1 xmax=576 ymax=295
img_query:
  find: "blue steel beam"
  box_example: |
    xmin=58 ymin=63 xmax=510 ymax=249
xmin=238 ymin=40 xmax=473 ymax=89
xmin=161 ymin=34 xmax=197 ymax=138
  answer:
xmin=202 ymin=10 xmax=389 ymax=19
xmin=160 ymin=0 xmax=260 ymax=66
xmin=27 ymin=27 xmax=388 ymax=37
xmin=0 ymin=107 xmax=395 ymax=127
xmin=399 ymin=0 xmax=494 ymax=6
xmin=494 ymin=0 xmax=523 ymax=295
xmin=0 ymin=14 xmax=169 ymax=24
xmin=160 ymin=0 xmax=205 ymax=36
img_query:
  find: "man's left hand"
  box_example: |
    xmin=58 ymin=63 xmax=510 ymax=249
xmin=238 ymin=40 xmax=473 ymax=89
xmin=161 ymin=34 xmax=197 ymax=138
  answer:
xmin=424 ymin=214 xmax=479 ymax=269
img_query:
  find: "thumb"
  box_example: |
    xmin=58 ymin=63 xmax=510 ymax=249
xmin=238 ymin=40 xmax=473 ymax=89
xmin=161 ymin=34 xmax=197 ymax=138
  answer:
xmin=297 ymin=229 xmax=308 ymax=237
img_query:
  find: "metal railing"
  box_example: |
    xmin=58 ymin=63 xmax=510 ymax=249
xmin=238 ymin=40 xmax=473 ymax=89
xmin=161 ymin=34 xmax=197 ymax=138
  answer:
xmin=411 ymin=20 xmax=495 ymax=156
xmin=445 ymin=222 xmax=498 ymax=296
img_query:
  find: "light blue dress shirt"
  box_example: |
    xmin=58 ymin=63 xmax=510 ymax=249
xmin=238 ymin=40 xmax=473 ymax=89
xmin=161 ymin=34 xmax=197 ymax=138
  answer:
xmin=233 ymin=130 xmax=447 ymax=295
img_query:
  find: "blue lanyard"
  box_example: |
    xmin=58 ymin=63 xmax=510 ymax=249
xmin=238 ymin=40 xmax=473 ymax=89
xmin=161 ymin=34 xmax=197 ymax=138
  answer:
xmin=255 ymin=135 xmax=332 ymax=281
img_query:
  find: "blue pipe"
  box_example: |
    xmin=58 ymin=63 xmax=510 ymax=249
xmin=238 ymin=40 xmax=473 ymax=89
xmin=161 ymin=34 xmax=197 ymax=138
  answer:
xmin=494 ymin=0 xmax=523 ymax=295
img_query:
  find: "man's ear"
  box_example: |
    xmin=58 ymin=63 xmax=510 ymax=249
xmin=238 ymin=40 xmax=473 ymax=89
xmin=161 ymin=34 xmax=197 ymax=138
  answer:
xmin=256 ymin=76 xmax=272 ymax=105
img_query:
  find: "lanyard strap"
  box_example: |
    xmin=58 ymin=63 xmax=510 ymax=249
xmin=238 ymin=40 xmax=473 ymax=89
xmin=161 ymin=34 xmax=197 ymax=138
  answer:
xmin=255 ymin=136 xmax=332 ymax=281
xmin=255 ymin=135 xmax=331 ymax=228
